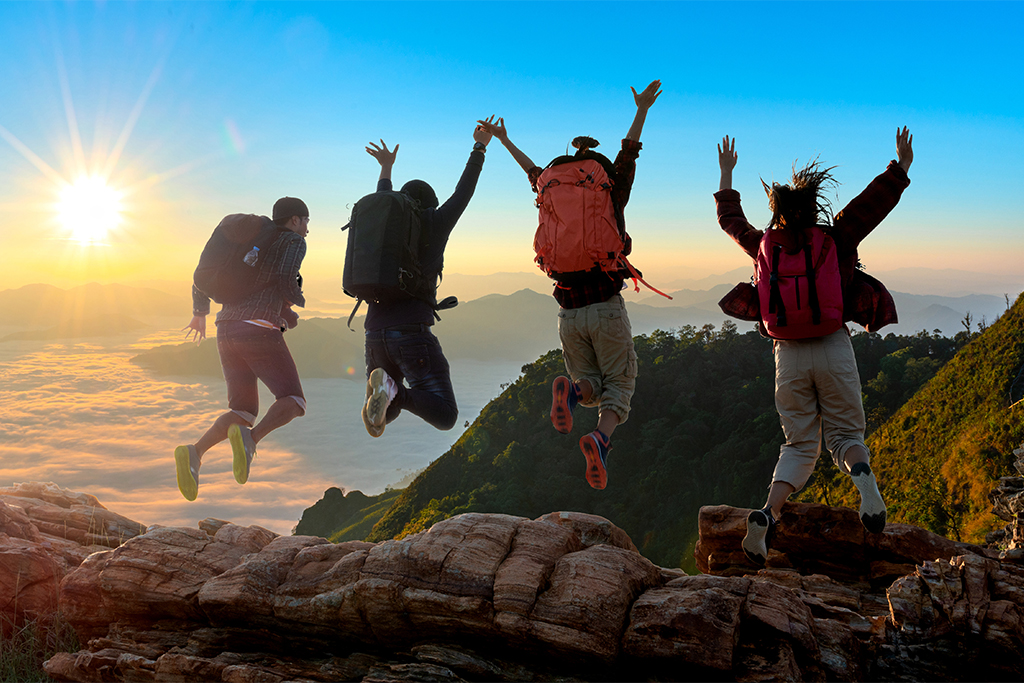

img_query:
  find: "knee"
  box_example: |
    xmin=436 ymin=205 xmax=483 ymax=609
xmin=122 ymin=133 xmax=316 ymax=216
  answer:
xmin=436 ymin=407 xmax=459 ymax=431
xmin=288 ymin=395 xmax=307 ymax=417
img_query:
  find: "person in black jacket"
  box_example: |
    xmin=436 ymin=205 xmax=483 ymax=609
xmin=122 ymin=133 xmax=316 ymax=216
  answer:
xmin=360 ymin=122 xmax=491 ymax=437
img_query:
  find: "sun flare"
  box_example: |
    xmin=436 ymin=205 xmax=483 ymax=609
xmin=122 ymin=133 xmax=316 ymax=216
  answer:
xmin=57 ymin=176 xmax=123 ymax=244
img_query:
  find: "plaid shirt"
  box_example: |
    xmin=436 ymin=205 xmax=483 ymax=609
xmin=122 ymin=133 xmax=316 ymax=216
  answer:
xmin=528 ymin=139 xmax=642 ymax=310
xmin=192 ymin=228 xmax=306 ymax=330
xmin=716 ymin=161 xmax=910 ymax=332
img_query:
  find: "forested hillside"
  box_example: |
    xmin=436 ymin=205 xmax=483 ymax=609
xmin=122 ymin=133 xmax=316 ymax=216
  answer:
xmin=800 ymin=292 xmax=1024 ymax=543
xmin=356 ymin=320 xmax=973 ymax=570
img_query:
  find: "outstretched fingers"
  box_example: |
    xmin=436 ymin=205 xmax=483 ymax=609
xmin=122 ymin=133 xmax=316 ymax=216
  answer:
xmin=633 ymin=79 xmax=663 ymax=109
xmin=896 ymin=126 xmax=913 ymax=172
xmin=718 ymin=135 xmax=737 ymax=170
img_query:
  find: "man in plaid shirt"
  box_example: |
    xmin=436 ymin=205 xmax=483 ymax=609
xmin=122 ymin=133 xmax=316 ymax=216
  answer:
xmin=478 ymin=80 xmax=662 ymax=490
xmin=174 ymin=197 xmax=310 ymax=502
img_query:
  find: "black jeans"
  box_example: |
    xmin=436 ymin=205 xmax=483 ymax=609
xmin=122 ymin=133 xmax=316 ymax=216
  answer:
xmin=364 ymin=325 xmax=458 ymax=431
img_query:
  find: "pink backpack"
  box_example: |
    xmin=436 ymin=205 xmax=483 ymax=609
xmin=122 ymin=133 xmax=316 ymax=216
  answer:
xmin=755 ymin=226 xmax=843 ymax=339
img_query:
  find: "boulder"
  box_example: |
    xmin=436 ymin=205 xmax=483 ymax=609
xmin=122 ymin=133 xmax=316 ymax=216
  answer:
xmin=0 ymin=482 xmax=147 ymax=634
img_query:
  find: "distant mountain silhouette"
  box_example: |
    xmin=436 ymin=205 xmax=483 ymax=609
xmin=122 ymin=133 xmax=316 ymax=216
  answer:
xmin=0 ymin=283 xmax=186 ymax=340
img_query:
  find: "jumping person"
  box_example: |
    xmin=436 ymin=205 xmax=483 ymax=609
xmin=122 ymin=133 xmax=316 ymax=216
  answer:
xmin=174 ymin=197 xmax=310 ymax=501
xmin=715 ymin=128 xmax=914 ymax=564
xmin=478 ymin=80 xmax=662 ymax=490
xmin=358 ymin=122 xmax=491 ymax=437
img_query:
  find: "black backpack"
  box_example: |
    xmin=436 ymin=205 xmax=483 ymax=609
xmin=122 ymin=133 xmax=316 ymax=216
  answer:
xmin=194 ymin=214 xmax=282 ymax=305
xmin=341 ymin=191 xmax=456 ymax=327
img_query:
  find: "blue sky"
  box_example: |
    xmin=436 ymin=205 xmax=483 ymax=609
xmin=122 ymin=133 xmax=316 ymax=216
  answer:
xmin=1 ymin=1 xmax=1022 ymax=291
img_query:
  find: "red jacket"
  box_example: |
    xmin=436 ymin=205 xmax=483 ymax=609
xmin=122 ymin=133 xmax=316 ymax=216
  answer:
xmin=715 ymin=161 xmax=910 ymax=333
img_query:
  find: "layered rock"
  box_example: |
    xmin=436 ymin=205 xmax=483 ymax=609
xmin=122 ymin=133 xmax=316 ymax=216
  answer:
xmin=0 ymin=482 xmax=147 ymax=632
xmin=23 ymin=490 xmax=1024 ymax=682
xmin=986 ymin=442 xmax=1024 ymax=560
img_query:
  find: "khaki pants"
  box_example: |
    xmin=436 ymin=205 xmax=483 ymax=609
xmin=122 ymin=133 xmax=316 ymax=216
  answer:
xmin=772 ymin=327 xmax=868 ymax=490
xmin=557 ymin=294 xmax=637 ymax=424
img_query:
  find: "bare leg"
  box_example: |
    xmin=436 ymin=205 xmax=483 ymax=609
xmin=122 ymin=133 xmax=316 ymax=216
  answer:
xmin=842 ymin=444 xmax=870 ymax=472
xmin=597 ymin=410 xmax=620 ymax=438
xmin=195 ymin=411 xmax=250 ymax=459
xmin=576 ymin=379 xmax=594 ymax=403
xmin=765 ymin=480 xmax=797 ymax=520
xmin=251 ymin=397 xmax=304 ymax=444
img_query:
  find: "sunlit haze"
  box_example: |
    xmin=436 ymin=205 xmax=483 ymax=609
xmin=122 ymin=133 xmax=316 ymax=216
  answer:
xmin=57 ymin=176 xmax=123 ymax=244
xmin=1 ymin=1 xmax=1023 ymax=531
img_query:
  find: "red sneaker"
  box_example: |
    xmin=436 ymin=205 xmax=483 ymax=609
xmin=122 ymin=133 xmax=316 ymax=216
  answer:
xmin=579 ymin=430 xmax=610 ymax=490
xmin=550 ymin=376 xmax=579 ymax=434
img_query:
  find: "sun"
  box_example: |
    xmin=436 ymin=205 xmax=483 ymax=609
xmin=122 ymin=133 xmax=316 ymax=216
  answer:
xmin=57 ymin=176 xmax=123 ymax=244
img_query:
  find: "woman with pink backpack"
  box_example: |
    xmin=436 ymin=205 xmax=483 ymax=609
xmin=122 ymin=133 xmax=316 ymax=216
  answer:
xmin=715 ymin=128 xmax=914 ymax=565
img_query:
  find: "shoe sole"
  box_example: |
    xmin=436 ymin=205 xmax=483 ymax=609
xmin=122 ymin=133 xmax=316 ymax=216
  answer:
xmin=742 ymin=510 xmax=770 ymax=566
xmin=852 ymin=471 xmax=887 ymax=534
xmin=579 ymin=435 xmax=607 ymax=490
xmin=551 ymin=376 xmax=573 ymax=434
xmin=174 ymin=446 xmax=198 ymax=502
xmin=366 ymin=368 xmax=389 ymax=430
xmin=228 ymin=424 xmax=251 ymax=485
xmin=361 ymin=404 xmax=384 ymax=438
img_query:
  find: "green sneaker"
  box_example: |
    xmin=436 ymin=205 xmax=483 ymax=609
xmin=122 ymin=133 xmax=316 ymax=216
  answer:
xmin=174 ymin=445 xmax=201 ymax=501
xmin=228 ymin=423 xmax=256 ymax=485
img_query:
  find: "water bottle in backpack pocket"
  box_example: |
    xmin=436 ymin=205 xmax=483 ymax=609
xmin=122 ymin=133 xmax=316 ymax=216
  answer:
xmin=194 ymin=214 xmax=281 ymax=305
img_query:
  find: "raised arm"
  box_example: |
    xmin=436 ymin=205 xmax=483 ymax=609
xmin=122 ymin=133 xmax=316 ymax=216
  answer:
xmin=718 ymin=135 xmax=737 ymax=191
xmin=714 ymin=135 xmax=762 ymax=258
xmin=896 ymin=125 xmax=913 ymax=173
xmin=831 ymin=127 xmax=914 ymax=247
xmin=625 ymin=80 xmax=662 ymax=142
xmin=366 ymin=139 xmax=399 ymax=184
xmin=477 ymin=116 xmax=536 ymax=174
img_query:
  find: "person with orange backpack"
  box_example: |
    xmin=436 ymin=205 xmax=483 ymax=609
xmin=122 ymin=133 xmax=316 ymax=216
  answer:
xmin=715 ymin=128 xmax=914 ymax=565
xmin=478 ymin=80 xmax=662 ymax=490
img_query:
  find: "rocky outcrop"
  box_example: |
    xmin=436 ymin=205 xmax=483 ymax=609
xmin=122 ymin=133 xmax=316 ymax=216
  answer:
xmin=0 ymin=482 xmax=147 ymax=633
xmin=0 ymin=481 xmax=1011 ymax=681
xmin=986 ymin=442 xmax=1024 ymax=560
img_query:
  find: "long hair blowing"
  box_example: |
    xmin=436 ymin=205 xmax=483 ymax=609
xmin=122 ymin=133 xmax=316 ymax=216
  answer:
xmin=762 ymin=159 xmax=838 ymax=232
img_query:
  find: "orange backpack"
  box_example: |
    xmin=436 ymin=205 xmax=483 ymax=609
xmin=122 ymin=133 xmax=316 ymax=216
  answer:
xmin=534 ymin=157 xmax=623 ymax=276
xmin=533 ymin=155 xmax=670 ymax=298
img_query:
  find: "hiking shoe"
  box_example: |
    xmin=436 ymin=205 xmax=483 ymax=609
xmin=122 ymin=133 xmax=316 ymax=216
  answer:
xmin=742 ymin=507 xmax=776 ymax=566
xmin=850 ymin=462 xmax=887 ymax=533
xmin=361 ymin=402 xmax=384 ymax=438
xmin=228 ymin=423 xmax=257 ymax=485
xmin=364 ymin=367 xmax=394 ymax=436
xmin=174 ymin=444 xmax=201 ymax=502
xmin=550 ymin=376 xmax=580 ymax=434
xmin=579 ymin=430 xmax=610 ymax=490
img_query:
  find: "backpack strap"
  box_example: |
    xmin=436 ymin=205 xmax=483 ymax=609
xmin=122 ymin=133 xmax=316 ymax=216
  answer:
xmin=769 ymin=244 xmax=787 ymax=327
xmin=803 ymin=244 xmax=822 ymax=325
xmin=619 ymin=256 xmax=674 ymax=300
xmin=346 ymin=298 xmax=363 ymax=331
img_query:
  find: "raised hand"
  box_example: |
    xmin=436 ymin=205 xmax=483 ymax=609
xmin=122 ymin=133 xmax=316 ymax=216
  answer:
xmin=896 ymin=126 xmax=913 ymax=172
xmin=473 ymin=118 xmax=493 ymax=147
xmin=718 ymin=135 xmax=737 ymax=172
xmin=631 ymin=80 xmax=662 ymax=111
xmin=476 ymin=116 xmax=507 ymax=142
xmin=366 ymin=139 xmax=399 ymax=167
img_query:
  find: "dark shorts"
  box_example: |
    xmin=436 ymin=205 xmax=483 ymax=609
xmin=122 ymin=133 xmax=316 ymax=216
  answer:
xmin=217 ymin=321 xmax=304 ymax=422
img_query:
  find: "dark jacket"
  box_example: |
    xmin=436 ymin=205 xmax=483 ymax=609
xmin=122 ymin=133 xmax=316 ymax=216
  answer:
xmin=715 ymin=161 xmax=910 ymax=332
xmin=365 ymin=149 xmax=485 ymax=331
